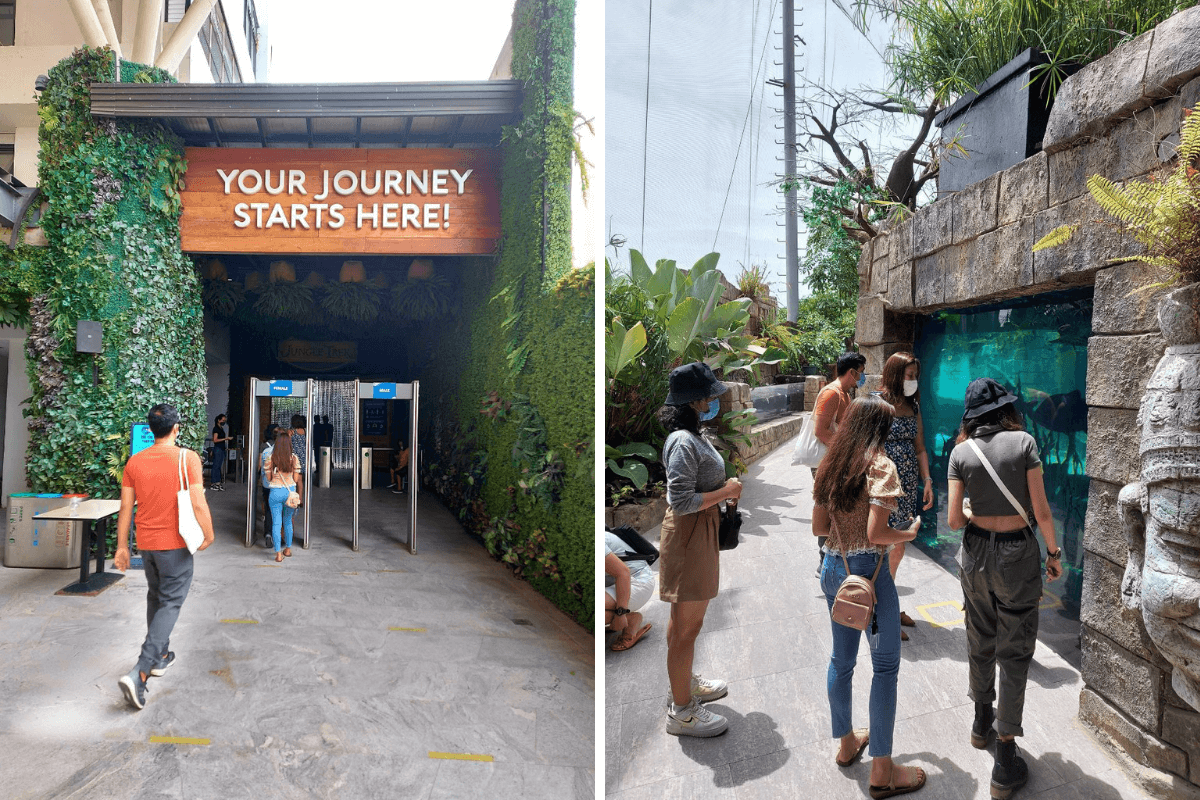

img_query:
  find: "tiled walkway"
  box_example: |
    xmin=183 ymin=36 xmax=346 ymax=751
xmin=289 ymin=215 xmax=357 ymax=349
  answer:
xmin=604 ymin=428 xmax=1153 ymax=799
xmin=1 ymin=474 xmax=593 ymax=799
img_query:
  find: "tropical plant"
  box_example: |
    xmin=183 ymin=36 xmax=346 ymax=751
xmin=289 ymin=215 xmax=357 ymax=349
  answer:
xmin=321 ymin=280 xmax=381 ymax=323
xmin=736 ymin=263 xmax=771 ymax=300
xmin=605 ymin=442 xmax=658 ymax=489
xmin=253 ymin=277 xmax=313 ymax=319
xmin=201 ymin=278 xmax=244 ymax=319
xmin=850 ymin=0 xmax=1195 ymax=105
xmin=393 ymin=271 xmax=456 ymax=322
xmin=1034 ymin=105 xmax=1200 ymax=289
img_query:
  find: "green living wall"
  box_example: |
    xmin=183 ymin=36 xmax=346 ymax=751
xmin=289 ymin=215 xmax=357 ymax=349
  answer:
xmin=420 ymin=0 xmax=594 ymax=627
xmin=0 ymin=48 xmax=206 ymax=500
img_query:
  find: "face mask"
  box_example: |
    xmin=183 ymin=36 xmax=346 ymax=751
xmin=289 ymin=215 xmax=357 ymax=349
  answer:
xmin=699 ymin=398 xmax=720 ymax=421
xmin=856 ymin=371 xmax=867 ymax=388
xmin=904 ymin=380 xmax=919 ymax=397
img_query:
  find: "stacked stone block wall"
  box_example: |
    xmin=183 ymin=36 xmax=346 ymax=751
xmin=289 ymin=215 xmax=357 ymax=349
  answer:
xmin=854 ymin=7 xmax=1200 ymax=795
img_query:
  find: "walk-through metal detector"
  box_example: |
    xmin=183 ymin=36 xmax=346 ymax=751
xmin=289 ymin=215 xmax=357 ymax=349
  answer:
xmin=354 ymin=380 xmax=419 ymax=554
xmin=246 ymin=378 xmax=313 ymax=549
xmin=245 ymin=378 xmax=419 ymax=554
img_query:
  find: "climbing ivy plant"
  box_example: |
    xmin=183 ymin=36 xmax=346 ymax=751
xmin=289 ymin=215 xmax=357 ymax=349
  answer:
xmin=5 ymin=48 xmax=206 ymax=498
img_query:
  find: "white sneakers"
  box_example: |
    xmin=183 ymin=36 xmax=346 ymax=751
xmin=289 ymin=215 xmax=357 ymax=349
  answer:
xmin=665 ymin=674 xmax=730 ymax=737
xmin=666 ymin=697 xmax=728 ymax=737
xmin=690 ymin=673 xmax=728 ymax=703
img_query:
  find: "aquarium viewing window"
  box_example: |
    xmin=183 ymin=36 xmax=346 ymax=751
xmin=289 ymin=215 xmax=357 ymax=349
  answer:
xmin=914 ymin=288 xmax=1092 ymax=620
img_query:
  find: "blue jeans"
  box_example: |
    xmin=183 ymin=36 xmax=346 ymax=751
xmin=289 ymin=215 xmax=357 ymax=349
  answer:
xmin=821 ymin=550 xmax=901 ymax=758
xmin=211 ymin=447 xmax=226 ymax=484
xmin=268 ymin=486 xmax=296 ymax=552
xmin=136 ymin=548 xmax=194 ymax=676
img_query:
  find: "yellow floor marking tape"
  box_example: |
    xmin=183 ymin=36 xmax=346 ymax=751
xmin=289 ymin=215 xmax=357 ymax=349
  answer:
xmin=428 ymin=752 xmax=493 ymax=762
xmin=1039 ymin=590 xmax=1063 ymax=611
xmin=378 ymin=569 xmax=406 ymax=573
xmin=221 ymin=619 xmax=259 ymax=624
xmin=149 ymin=736 xmax=210 ymax=746
xmin=916 ymin=600 xmax=966 ymax=629
xmin=389 ymin=627 xmax=427 ymax=632
xmin=340 ymin=571 xmax=359 ymax=576
xmin=254 ymin=564 xmax=280 ymax=568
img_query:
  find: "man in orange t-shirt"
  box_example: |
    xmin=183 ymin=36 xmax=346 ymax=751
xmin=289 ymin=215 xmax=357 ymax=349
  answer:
xmin=113 ymin=404 xmax=215 ymax=710
xmin=811 ymin=352 xmax=867 ymax=571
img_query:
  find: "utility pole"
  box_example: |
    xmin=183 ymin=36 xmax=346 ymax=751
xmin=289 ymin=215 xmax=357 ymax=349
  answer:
xmin=782 ymin=1 xmax=800 ymax=323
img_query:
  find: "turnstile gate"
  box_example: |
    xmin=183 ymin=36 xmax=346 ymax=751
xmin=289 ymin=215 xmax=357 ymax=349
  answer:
xmin=245 ymin=377 xmax=419 ymax=554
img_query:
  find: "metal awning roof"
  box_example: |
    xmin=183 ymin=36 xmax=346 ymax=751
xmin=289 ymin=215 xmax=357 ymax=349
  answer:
xmin=89 ymin=81 xmax=522 ymax=149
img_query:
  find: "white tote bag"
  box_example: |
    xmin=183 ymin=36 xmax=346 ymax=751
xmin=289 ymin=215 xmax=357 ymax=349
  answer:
xmin=791 ymin=413 xmax=829 ymax=467
xmin=177 ymin=449 xmax=205 ymax=554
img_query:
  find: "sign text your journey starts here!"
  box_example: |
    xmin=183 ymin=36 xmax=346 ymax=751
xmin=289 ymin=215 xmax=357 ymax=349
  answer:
xmin=216 ymin=167 xmax=474 ymax=231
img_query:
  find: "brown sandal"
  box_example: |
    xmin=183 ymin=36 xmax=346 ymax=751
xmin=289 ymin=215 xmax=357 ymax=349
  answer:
xmin=611 ymin=623 xmax=652 ymax=652
xmin=900 ymin=611 xmax=917 ymax=627
xmin=836 ymin=729 xmax=869 ymax=767
xmin=274 ymin=552 xmax=284 ymax=563
xmin=869 ymin=765 xmax=926 ymax=799
xmin=283 ymin=548 xmax=292 ymax=557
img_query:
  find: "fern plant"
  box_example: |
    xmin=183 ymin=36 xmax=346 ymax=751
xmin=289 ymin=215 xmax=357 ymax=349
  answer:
xmin=1034 ymin=106 xmax=1200 ymax=289
xmin=392 ymin=271 xmax=456 ymax=322
xmin=321 ymin=280 xmax=381 ymax=323
xmin=253 ymin=279 xmax=314 ymax=319
xmin=202 ymin=278 xmax=244 ymax=319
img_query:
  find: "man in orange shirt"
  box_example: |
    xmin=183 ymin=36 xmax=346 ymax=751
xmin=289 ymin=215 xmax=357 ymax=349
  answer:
xmin=113 ymin=404 xmax=215 ymax=710
xmin=811 ymin=352 xmax=867 ymax=571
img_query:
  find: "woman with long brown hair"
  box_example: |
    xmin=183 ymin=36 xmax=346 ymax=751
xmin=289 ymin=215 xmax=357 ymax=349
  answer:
xmin=947 ymin=378 xmax=1061 ymax=799
xmin=873 ymin=352 xmax=934 ymax=640
xmin=266 ymin=429 xmax=302 ymax=563
xmin=813 ymin=395 xmax=926 ymax=798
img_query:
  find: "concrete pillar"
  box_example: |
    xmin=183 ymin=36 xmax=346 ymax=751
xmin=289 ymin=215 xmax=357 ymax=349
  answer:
xmin=154 ymin=0 xmax=216 ymax=73
xmin=65 ymin=0 xmax=109 ymax=48
xmin=13 ymin=127 xmax=40 ymax=187
xmin=132 ymin=0 xmax=163 ymax=65
xmin=91 ymin=0 xmax=122 ymax=58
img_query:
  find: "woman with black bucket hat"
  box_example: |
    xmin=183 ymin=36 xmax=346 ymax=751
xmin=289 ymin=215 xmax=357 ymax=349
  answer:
xmin=947 ymin=378 xmax=1063 ymax=800
xmin=657 ymin=362 xmax=743 ymax=738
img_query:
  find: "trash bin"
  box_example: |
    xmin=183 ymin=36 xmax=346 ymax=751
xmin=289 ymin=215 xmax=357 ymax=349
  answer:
xmin=360 ymin=447 xmax=372 ymax=489
xmin=4 ymin=493 xmax=81 ymax=569
xmin=318 ymin=446 xmax=332 ymax=488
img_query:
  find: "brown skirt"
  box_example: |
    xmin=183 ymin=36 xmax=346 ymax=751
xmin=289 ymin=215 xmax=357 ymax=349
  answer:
xmin=658 ymin=504 xmax=720 ymax=603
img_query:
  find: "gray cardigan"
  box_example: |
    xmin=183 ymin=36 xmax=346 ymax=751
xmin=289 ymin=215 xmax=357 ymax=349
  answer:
xmin=662 ymin=429 xmax=727 ymax=515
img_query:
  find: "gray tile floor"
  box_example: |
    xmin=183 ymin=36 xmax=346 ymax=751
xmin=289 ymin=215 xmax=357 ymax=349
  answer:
xmin=604 ymin=433 xmax=1153 ymax=799
xmin=1 ymin=472 xmax=594 ymax=799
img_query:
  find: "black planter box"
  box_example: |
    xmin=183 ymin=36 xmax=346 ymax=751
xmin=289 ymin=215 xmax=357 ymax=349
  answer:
xmin=934 ymin=49 xmax=1077 ymax=196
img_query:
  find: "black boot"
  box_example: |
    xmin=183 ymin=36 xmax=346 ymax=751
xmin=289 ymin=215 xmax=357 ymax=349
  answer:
xmin=991 ymin=738 xmax=1029 ymax=799
xmin=971 ymin=701 xmax=994 ymax=748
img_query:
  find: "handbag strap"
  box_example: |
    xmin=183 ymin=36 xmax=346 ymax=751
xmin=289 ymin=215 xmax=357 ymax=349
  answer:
xmin=178 ymin=448 xmax=189 ymax=492
xmin=964 ymin=438 xmax=1031 ymax=528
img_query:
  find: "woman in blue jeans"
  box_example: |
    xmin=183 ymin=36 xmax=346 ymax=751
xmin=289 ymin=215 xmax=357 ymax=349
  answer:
xmin=813 ymin=395 xmax=926 ymax=799
xmin=265 ymin=430 xmax=301 ymax=563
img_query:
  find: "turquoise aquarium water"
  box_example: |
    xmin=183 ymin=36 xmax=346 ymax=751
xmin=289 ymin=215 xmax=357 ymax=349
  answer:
xmin=914 ymin=289 xmax=1092 ymax=619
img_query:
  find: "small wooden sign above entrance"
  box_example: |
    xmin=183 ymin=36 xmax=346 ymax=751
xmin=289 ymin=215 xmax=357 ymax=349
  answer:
xmin=180 ymin=148 xmax=501 ymax=255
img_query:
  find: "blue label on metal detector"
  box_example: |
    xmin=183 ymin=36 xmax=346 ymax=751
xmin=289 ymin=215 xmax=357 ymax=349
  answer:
xmin=269 ymin=381 xmax=294 ymax=396
xmin=132 ymin=424 xmax=155 ymax=455
xmin=372 ymin=383 xmax=397 ymax=399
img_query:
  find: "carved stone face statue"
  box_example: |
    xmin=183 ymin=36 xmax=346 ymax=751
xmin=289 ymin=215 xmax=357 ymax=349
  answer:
xmin=1120 ymin=283 xmax=1200 ymax=712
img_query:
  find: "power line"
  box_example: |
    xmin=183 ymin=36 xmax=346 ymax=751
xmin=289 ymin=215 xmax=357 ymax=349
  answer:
xmin=712 ymin=0 xmax=780 ymax=253
xmin=640 ymin=0 xmax=653 ymax=252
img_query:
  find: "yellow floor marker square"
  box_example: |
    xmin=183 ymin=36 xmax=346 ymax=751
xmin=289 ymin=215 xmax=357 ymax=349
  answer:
xmin=428 ymin=752 xmax=493 ymax=762
xmin=389 ymin=626 xmax=427 ymax=632
xmin=916 ymin=600 xmax=966 ymax=629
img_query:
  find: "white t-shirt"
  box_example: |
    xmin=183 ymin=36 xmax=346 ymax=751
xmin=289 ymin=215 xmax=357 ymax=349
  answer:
xmin=605 ymin=531 xmax=653 ymax=586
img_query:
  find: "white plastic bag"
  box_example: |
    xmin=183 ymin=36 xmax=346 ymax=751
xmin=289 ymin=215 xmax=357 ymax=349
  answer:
xmin=791 ymin=413 xmax=828 ymax=467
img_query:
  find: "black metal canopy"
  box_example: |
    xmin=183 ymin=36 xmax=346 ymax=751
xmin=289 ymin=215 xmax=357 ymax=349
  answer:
xmin=89 ymin=81 xmax=522 ymax=149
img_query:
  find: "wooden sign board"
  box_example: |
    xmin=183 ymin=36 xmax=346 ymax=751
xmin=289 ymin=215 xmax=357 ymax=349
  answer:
xmin=180 ymin=148 xmax=501 ymax=255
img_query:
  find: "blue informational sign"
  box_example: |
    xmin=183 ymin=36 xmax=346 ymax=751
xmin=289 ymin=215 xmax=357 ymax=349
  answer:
xmin=131 ymin=424 xmax=155 ymax=455
xmin=372 ymin=383 xmax=397 ymax=399
xmin=269 ymin=380 xmax=294 ymax=396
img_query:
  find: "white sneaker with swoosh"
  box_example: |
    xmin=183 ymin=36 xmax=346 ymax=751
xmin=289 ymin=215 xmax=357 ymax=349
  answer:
xmin=666 ymin=698 xmax=728 ymax=737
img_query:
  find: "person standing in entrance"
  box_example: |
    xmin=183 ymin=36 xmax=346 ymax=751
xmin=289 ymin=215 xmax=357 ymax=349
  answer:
xmin=259 ymin=423 xmax=279 ymax=547
xmin=209 ymin=413 xmax=231 ymax=491
xmin=812 ymin=352 xmax=867 ymax=572
xmin=947 ymin=378 xmax=1062 ymax=800
xmin=657 ymin=362 xmax=743 ymax=738
xmin=266 ymin=430 xmax=302 ymax=563
xmin=113 ymin=404 xmax=215 ymax=710
xmin=289 ymin=414 xmax=307 ymax=491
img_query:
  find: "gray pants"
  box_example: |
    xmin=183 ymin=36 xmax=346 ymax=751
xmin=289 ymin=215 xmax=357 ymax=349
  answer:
xmin=136 ymin=547 xmax=195 ymax=676
xmin=957 ymin=525 xmax=1042 ymax=738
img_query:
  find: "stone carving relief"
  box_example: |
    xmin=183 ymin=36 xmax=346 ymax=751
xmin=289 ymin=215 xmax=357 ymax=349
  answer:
xmin=1120 ymin=282 xmax=1200 ymax=712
